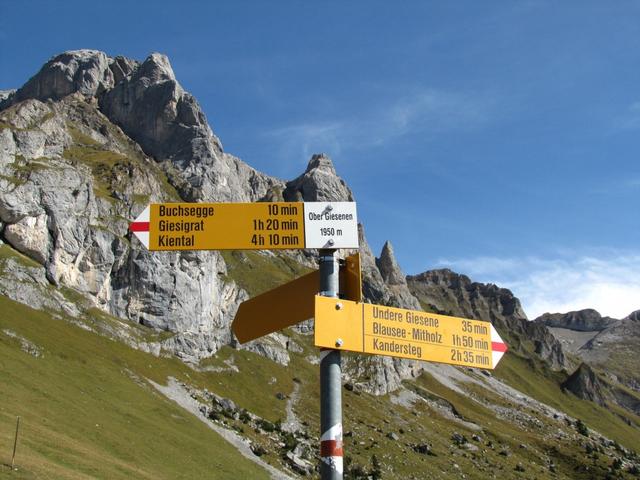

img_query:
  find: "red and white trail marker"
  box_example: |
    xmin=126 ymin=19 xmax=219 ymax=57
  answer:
xmin=491 ymin=325 xmax=508 ymax=368
xmin=129 ymin=205 xmax=150 ymax=248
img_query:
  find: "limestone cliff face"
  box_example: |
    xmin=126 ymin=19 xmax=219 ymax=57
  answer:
xmin=0 ymin=51 xmax=418 ymax=375
xmin=0 ymin=94 xmax=242 ymax=360
xmin=0 ymin=50 xmax=278 ymax=361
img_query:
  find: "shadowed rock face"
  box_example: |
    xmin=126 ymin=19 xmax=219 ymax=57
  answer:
xmin=562 ymin=363 xmax=608 ymax=405
xmin=625 ymin=310 xmax=640 ymax=322
xmin=535 ymin=309 xmax=618 ymax=332
xmin=100 ymin=53 xmax=221 ymax=163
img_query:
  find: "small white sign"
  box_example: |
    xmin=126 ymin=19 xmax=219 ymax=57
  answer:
xmin=303 ymin=202 xmax=359 ymax=249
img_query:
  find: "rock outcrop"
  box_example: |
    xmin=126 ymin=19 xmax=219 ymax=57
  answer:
xmin=376 ymin=241 xmax=405 ymax=285
xmin=374 ymin=240 xmax=421 ymax=311
xmin=562 ymin=363 xmax=608 ymax=405
xmin=12 ymin=50 xmax=118 ymax=102
xmin=535 ymin=309 xmax=618 ymax=332
xmin=625 ymin=310 xmax=640 ymax=322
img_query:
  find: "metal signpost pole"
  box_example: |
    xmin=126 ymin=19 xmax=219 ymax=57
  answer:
xmin=11 ymin=416 xmax=20 ymax=470
xmin=318 ymin=248 xmax=343 ymax=480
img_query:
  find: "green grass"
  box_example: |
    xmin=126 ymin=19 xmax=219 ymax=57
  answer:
xmin=0 ymin=245 xmax=40 ymax=269
xmin=0 ymin=296 xmax=271 ymax=479
xmin=198 ymin=347 xmax=294 ymax=422
xmin=64 ymin=122 xmax=180 ymax=202
xmin=221 ymin=250 xmax=313 ymax=296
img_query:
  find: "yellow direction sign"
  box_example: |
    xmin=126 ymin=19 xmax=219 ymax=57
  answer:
xmin=129 ymin=202 xmax=359 ymax=250
xmin=233 ymin=254 xmax=361 ymax=343
xmin=314 ymin=296 xmax=508 ymax=369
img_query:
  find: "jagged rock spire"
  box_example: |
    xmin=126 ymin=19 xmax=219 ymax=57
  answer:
xmin=283 ymin=153 xmax=354 ymax=202
xmin=375 ymin=241 xmax=407 ymax=286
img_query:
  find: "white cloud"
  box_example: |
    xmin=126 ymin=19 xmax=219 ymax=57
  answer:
xmin=264 ymin=87 xmax=494 ymax=161
xmin=267 ymin=121 xmax=345 ymax=165
xmin=436 ymin=252 xmax=640 ymax=320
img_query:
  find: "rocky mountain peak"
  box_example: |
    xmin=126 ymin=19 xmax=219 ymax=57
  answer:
xmin=99 ymin=51 xmax=219 ymax=164
xmin=136 ymin=53 xmax=176 ymax=83
xmin=375 ymin=241 xmax=406 ymax=286
xmin=306 ymin=153 xmax=337 ymax=175
xmin=283 ymin=153 xmax=353 ymax=202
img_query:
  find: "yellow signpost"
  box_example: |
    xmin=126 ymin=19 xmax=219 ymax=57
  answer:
xmin=233 ymin=254 xmax=362 ymax=343
xmin=314 ymin=296 xmax=507 ymax=369
xmin=129 ymin=201 xmax=359 ymax=250
xmin=140 ymin=202 xmax=304 ymax=250
xmin=130 ymin=196 xmax=509 ymax=479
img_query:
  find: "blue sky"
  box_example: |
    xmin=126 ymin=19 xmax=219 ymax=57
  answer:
xmin=1 ymin=1 xmax=639 ymax=318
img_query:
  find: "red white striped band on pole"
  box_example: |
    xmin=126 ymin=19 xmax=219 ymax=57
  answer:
xmin=320 ymin=422 xmax=343 ymax=475
xmin=128 ymin=206 xmax=150 ymax=248
xmin=491 ymin=325 xmax=508 ymax=368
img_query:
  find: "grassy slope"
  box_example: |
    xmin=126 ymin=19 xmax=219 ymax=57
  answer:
xmin=495 ymin=352 xmax=640 ymax=448
xmin=1 ymin=242 xmax=638 ymax=479
xmin=221 ymin=250 xmax=313 ymax=296
xmin=0 ymin=296 xmax=271 ymax=480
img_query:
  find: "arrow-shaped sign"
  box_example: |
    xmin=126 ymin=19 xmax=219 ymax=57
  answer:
xmin=232 ymin=254 xmax=361 ymax=343
xmin=314 ymin=296 xmax=508 ymax=370
xmin=129 ymin=202 xmax=359 ymax=251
